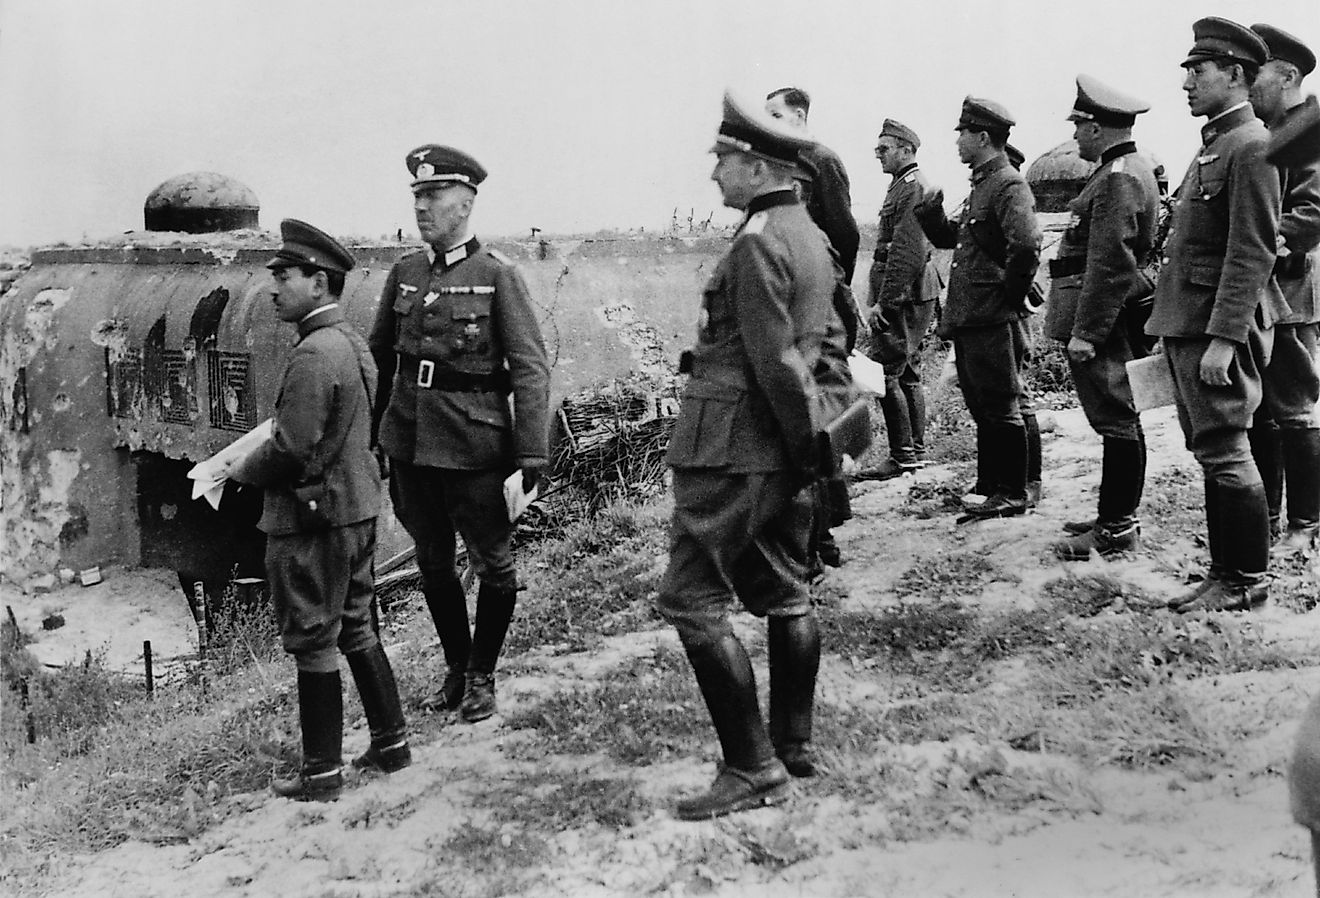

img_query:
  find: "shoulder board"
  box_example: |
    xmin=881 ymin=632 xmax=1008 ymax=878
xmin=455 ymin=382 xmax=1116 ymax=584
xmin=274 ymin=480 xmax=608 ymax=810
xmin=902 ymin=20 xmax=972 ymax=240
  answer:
xmin=902 ymin=171 xmax=918 ymax=184
xmin=742 ymin=211 xmax=768 ymax=235
xmin=486 ymin=248 xmax=515 ymax=266
xmin=436 ymin=286 xmax=496 ymax=295
xmin=1111 ymin=157 xmax=1126 ymax=174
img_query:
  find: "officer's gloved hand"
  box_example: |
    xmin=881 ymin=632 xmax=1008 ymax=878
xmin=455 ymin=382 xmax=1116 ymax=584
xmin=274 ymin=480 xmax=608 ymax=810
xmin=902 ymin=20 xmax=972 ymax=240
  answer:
xmin=868 ymin=307 xmax=892 ymax=333
xmin=521 ymin=466 xmax=543 ymax=495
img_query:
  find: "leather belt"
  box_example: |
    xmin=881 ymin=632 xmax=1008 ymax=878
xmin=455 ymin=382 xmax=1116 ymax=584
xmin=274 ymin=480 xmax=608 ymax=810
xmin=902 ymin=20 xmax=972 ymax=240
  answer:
xmin=1049 ymin=257 xmax=1086 ymax=278
xmin=398 ymin=356 xmax=510 ymax=393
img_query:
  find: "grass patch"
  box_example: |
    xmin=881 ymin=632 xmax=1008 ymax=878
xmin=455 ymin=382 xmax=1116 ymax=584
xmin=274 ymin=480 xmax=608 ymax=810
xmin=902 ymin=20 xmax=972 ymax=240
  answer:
xmin=413 ymin=823 xmax=552 ymax=898
xmin=472 ymin=768 xmax=650 ymax=830
xmin=891 ymin=551 xmax=1008 ymax=600
xmin=503 ymin=645 xmax=708 ymax=765
xmin=507 ymin=499 xmax=669 ymax=655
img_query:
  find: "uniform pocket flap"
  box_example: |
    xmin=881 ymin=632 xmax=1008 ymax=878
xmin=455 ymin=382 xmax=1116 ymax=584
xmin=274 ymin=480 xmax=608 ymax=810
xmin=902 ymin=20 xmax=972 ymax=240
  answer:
xmin=450 ymin=297 xmax=492 ymax=320
xmin=1187 ymin=264 xmax=1222 ymax=287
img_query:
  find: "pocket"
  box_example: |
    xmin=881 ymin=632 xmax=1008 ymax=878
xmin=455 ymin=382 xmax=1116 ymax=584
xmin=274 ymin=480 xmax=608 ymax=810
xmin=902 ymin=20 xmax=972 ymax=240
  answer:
xmin=1186 ymin=264 xmax=1221 ymax=288
xmin=449 ymin=296 xmax=494 ymax=356
xmin=291 ymin=481 xmax=333 ymax=531
xmin=668 ymin=393 xmax=737 ymax=467
xmin=462 ymin=392 xmax=511 ymax=429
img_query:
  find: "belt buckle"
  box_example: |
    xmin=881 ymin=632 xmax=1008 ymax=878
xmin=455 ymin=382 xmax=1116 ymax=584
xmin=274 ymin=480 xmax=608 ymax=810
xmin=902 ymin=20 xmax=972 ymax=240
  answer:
xmin=417 ymin=359 xmax=434 ymax=388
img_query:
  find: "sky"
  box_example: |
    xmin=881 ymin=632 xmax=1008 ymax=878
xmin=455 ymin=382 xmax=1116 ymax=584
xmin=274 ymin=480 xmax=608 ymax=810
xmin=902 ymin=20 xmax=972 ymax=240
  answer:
xmin=0 ymin=0 xmax=1316 ymax=247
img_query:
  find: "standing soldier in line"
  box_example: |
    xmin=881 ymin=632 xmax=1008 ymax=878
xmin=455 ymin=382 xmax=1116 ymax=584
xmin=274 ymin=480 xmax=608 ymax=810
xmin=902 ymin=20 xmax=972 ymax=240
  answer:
xmin=1148 ymin=18 xmax=1289 ymax=613
xmin=858 ymin=119 xmax=941 ymax=480
xmin=659 ymin=91 xmax=832 ymax=820
xmin=1046 ymin=75 xmax=1161 ymax=560
xmin=1247 ymin=24 xmax=1320 ymax=553
xmin=229 ymin=220 xmax=410 ymax=801
xmin=766 ymin=86 xmax=861 ymax=569
xmin=370 ymin=146 xmax=551 ymax=721
xmin=915 ymin=97 xmax=1043 ymax=522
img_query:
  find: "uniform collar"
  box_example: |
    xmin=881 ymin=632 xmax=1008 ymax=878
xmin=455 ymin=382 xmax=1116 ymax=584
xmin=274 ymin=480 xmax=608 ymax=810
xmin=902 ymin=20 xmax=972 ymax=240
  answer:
xmin=426 ymin=235 xmax=480 ymax=269
xmin=1099 ymin=141 xmax=1138 ymax=165
xmin=1200 ymin=101 xmax=1253 ymax=144
xmin=970 ymin=154 xmax=1010 ymax=184
xmin=889 ymin=162 xmax=919 ymax=183
xmin=296 ymin=302 xmax=344 ymax=340
xmin=745 ymin=189 xmax=799 ymax=215
xmin=1271 ymin=98 xmax=1312 ymax=132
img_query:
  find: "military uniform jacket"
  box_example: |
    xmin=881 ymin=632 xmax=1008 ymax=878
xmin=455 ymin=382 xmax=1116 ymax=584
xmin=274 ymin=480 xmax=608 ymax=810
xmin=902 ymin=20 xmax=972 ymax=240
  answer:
xmin=921 ymin=155 xmax=1041 ymax=331
xmin=230 ymin=306 xmax=381 ymax=536
xmin=1043 ymin=143 xmax=1159 ymax=345
xmin=802 ymin=143 xmax=861 ymax=283
xmin=1273 ymin=101 xmax=1320 ymax=324
xmin=666 ymin=190 xmax=831 ymax=474
xmin=369 ymin=239 xmax=551 ymax=470
xmin=1147 ymin=104 xmax=1288 ymax=341
xmin=872 ymin=163 xmax=941 ymax=308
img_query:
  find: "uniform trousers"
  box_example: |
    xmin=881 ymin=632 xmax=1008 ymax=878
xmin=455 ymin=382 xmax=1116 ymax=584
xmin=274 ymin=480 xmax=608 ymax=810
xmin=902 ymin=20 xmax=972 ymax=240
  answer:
xmin=266 ymin=518 xmax=379 ymax=671
xmin=658 ymin=470 xmax=813 ymax=643
xmin=1068 ymin=316 xmax=1142 ymax=441
xmin=952 ymin=318 xmax=1032 ymax=426
xmin=389 ymin=461 xmax=516 ymax=590
xmin=1262 ymin=322 xmax=1320 ymax=429
xmin=1163 ymin=328 xmax=1273 ymax=477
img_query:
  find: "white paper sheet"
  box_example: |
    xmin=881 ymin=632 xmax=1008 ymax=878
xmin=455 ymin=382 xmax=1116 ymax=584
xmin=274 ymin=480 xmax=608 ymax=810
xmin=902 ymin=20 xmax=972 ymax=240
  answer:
xmin=1125 ymin=355 xmax=1177 ymax=412
xmin=847 ymin=350 xmax=887 ymax=396
xmin=187 ymin=418 xmax=274 ymax=510
xmin=503 ymin=469 xmax=540 ymax=523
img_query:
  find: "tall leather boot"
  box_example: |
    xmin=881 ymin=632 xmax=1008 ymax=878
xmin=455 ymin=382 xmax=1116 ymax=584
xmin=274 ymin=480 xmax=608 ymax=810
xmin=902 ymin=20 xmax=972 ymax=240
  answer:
xmin=347 ymin=643 xmax=411 ymax=773
xmin=1248 ymin=423 xmax=1283 ymax=542
xmin=462 ymin=581 xmax=518 ymax=723
xmin=904 ymin=379 xmax=928 ymax=465
xmin=1176 ymin=480 xmax=1271 ymax=613
xmin=1023 ymin=412 xmax=1043 ymax=507
xmin=971 ymin=425 xmax=991 ymax=498
xmin=1053 ymin=437 xmax=1143 ymax=560
xmin=879 ymin=376 xmax=916 ymax=465
xmin=676 ymin=631 xmax=790 ymax=821
xmin=961 ymin=425 xmax=1027 ymax=521
xmin=273 ymin=670 xmax=344 ymax=801
xmin=1280 ymin=428 xmax=1320 ymax=550
xmin=768 ymin=614 xmax=821 ymax=777
xmin=1133 ymin=425 xmax=1148 ymax=510
xmin=421 ymin=575 xmax=471 ymax=712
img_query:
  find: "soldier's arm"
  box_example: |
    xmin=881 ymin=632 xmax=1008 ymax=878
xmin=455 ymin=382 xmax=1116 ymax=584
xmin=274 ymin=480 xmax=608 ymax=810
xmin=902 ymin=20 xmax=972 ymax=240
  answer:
xmin=876 ymin=180 xmax=928 ymax=307
xmin=914 ymin=190 xmax=958 ymax=249
xmin=230 ymin=346 xmax=336 ymax=487
xmin=367 ymin=265 xmax=400 ymax=442
xmin=734 ymin=233 xmax=817 ymax=471
xmin=814 ymin=153 xmax=861 ymax=281
xmin=995 ymin=179 xmax=1042 ymax=307
xmin=494 ymin=262 xmax=552 ymax=468
xmin=1206 ymin=140 xmax=1283 ymax=343
xmin=1073 ymin=172 xmax=1146 ymax=344
xmin=1281 ymin=162 xmax=1320 ymax=256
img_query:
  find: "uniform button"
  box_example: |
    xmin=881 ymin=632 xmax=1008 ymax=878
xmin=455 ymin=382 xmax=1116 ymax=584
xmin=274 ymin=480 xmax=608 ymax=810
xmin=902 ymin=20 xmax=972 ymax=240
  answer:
xmin=1162 ymin=257 xmax=1170 ymax=265
xmin=424 ymin=336 xmax=433 ymax=342
xmin=951 ymin=262 xmax=959 ymax=268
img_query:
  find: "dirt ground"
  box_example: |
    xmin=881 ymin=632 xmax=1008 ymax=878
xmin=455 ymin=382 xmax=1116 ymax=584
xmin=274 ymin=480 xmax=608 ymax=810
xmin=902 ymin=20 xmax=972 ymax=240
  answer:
xmin=8 ymin=404 xmax=1320 ymax=897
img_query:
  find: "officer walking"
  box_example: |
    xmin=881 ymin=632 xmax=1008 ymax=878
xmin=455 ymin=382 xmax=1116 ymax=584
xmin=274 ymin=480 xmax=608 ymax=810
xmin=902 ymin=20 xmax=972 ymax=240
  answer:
xmin=915 ymin=97 xmax=1043 ymax=521
xmin=860 ymin=119 xmax=942 ymax=480
xmin=1045 ymin=75 xmax=1161 ymax=560
xmin=369 ymin=146 xmax=551 ymax=721
xmin=1148 ymin=18 xmax=1290 ymax=613
xmin=229 ymin=219 xmax=410 ymax=801
xmin=659 ymin=90 xmax=832 ymax=820
xmin=1247 ymin=23 xmax=1320 ymax=553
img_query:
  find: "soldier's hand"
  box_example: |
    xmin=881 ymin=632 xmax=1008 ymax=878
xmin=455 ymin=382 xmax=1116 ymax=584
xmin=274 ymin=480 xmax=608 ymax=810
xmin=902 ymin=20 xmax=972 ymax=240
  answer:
xmin=521 ymin=466 xmax=543 ymax=494
xmin=1066 ymin=336 xmax=1096 ymax=363
xmin=868 ymin=307 xmax=892 ymax=333
xmin=915 ymin=188 xmax=944 ymax=216
xmin=1199 ymin=337 xmax=1235 ymax=387
xmin=372 ymin=445 xmax=391 ymax=480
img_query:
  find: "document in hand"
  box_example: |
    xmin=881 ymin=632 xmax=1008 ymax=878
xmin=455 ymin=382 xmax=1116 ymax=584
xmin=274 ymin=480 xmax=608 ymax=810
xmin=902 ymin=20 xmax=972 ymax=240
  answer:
xmin=187 ymin=418 xmax=274 ymax=510
xmin=846 ymin=350 xmax=887 ymax=396
xmin=1125 ymin=355 xmax=1177 ymax=412
xmin=503 ymin=470 xmax=539 ymax=523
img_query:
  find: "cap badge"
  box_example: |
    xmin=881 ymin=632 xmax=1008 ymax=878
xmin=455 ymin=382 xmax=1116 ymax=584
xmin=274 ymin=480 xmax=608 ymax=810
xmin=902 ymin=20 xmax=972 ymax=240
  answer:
xmin=416 ymin=162 xmax=435 ymax=179
xmin=411 ymin=149 xmax=431 ymax=161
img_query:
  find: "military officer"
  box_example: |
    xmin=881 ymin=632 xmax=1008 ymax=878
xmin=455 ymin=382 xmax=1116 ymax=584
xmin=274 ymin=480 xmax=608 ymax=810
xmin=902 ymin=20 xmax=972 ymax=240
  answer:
xmin=859 ymin=119 xmax=942 ymax=480
xmin=1248 ymin=24 xmax=1320 ymax=553
xmin=766 ymin=87 xmax=861 ymax=570
xmin=915 ymin=97 xmax=1043 ymax=521
xmin=658 ymin=90 xmax=833 ymax=821
xmin=1147 ymin=18 xmax=1290 ymax=613
xmin=229 ymin=220 xmax=409 ymax=801
xmin=1046 ymin=76 xmax=1161 ymax=560
xmin=369 ymin=146 xmax=551 ymax=721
